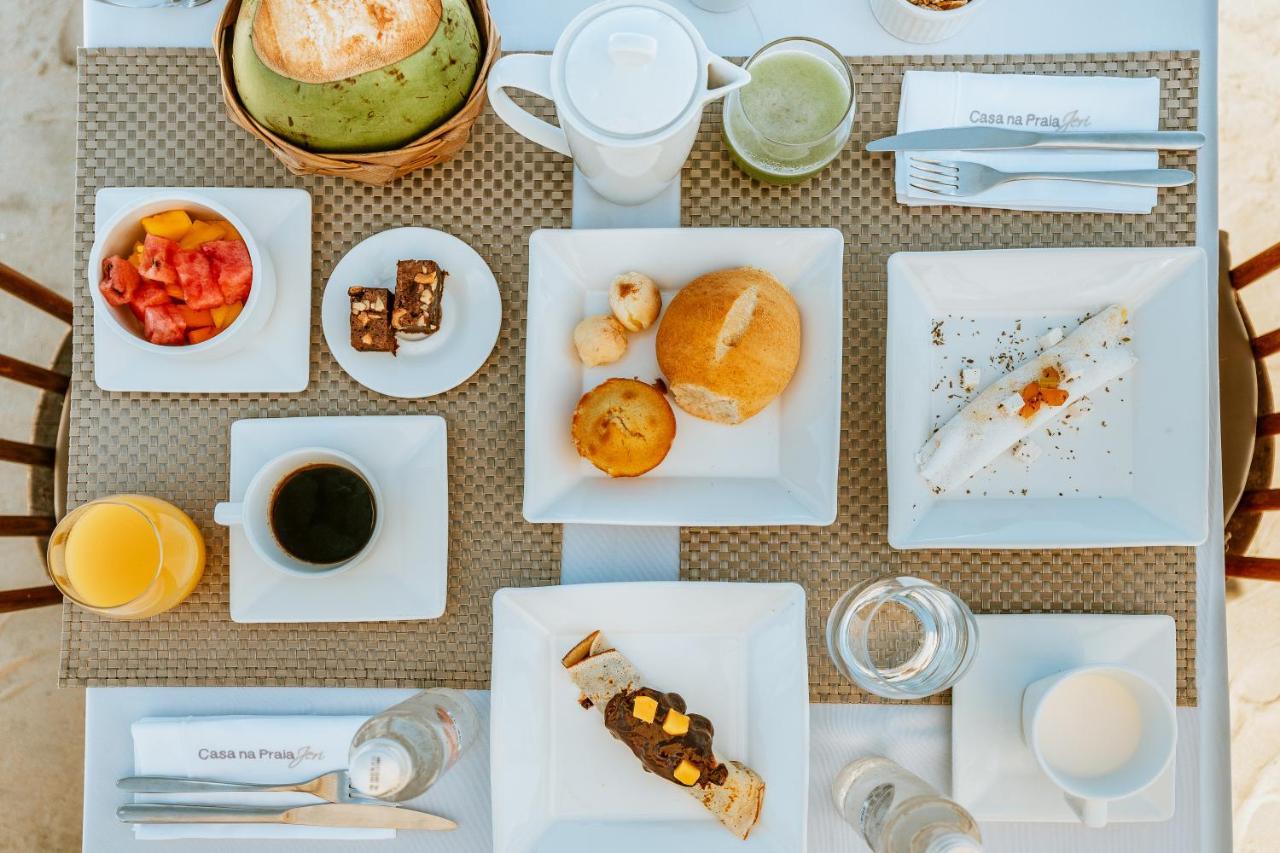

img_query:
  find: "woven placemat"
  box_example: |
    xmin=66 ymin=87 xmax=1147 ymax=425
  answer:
xmin=64 ymin=48 xmax=569 ymax=687
xmin=680 ymin=52 xmax=1200 ymax=706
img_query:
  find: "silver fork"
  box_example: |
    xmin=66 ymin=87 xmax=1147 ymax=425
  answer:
xmin=907 ymin=156 xmax=1195 ymax=197
xmin=117 ymin=769 xmax=378 ymax=805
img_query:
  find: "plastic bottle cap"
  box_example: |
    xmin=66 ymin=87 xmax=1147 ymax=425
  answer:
xmin=925 ymin=831 xmax=983 ymax=853
xmin=348 ymin=738 xmax=413 ymax=798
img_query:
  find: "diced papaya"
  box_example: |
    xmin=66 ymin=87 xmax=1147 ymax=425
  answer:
xmin=141 ymin=210 xmax=193 ymax=241
xmin=210 ymin=219 xmax=241 ymax=242
xmin=178 ymin=219 xmax=227 ymax=250
xmin=1040 ymin=387 xmax=1069 ymax=407
xmin=210 ymin=301 xmax=243 ymax=329
xmin=187 ymin=326 xmax=219 ymax=345
xmin=178 ymin=306 xmax=215 ymax=328
xmin=164 ymin=283 xmax=185 ymax=300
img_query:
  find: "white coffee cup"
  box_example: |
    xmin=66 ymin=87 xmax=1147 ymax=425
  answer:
xmin=214 ymin=447 xmax=383 ymax=578
xmin=1021 ymin=665 xmax=1176 ymax=828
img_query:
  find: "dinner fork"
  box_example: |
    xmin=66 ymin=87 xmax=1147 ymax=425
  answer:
xmin=907 ymin=156 xmax=1195 ymax=197
xmin=118 ymin=769 xmax=377 ymax=805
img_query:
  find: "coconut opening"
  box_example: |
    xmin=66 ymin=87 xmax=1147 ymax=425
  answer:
xmin=253 ymin=0 xmax=443 ymax=84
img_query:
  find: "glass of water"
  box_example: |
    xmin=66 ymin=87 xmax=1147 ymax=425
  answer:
xmin=825 ymin=576 xmax=978 ymax=700
xmin=91 ymin=0 xmax=213 ymax=7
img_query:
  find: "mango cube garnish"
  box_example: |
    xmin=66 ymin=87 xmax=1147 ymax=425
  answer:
xmin=673 ymin=759 xmax=700 ymax=786
xmin=141 ymin=209 xmax=193 ymax=242
xmin=632 ymin=695 xmax=658 ymax=724
xmin=662 ymin=709 xmax=690 ymax=736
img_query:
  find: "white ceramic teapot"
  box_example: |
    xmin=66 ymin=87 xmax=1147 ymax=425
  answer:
xmin=487 ymin=0 xmax=750 ymax=205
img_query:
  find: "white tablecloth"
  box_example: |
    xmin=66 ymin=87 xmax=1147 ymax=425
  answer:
xmin=79 ymin=1 xmax=1229 ymax=850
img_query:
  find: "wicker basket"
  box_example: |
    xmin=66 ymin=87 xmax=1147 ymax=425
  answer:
xmin=214 ymin=0 xmax=500 ymax=185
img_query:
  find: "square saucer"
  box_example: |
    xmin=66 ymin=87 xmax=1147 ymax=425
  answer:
xmin=952 ymin=613 xmax=1176 ymax=822
xmin=92 ymin=187 xmax=311 ymax=392
xmin=491 ymin=582 xmax=809 ymax=853
xmin=228 ymin=416 xmax=448 ymax=623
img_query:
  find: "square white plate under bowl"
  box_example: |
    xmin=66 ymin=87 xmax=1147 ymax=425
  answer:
xmin=952 ymin=613 xmax=1176 ymax=822
xmin=524 ymin=228 xmax=843 ymax=526
xmin=886 ymin=247 xmax=1209 ymax=549
xmin=490 ymin=582 xmax=808 ymax=853
xmin=228 ymin=416 xmax=447 ymax=623
xmin=92 ymin=187 xmax=311 ymax=392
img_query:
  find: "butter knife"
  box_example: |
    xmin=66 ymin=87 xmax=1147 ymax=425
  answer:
xmin=117 ymin=803 xmax=457 ymax=831
xmin=866 ymin=127 xmax=1206 ymax=152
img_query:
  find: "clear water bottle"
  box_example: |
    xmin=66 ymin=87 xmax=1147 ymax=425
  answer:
xmin=833 ymin=756 xmax=983 ymax=853
xmin=348 ymin=689 xmax=480 ymax=802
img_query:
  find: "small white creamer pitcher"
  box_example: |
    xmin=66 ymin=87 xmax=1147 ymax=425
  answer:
xmin=486 ymin=0 xmax=750 ymax=205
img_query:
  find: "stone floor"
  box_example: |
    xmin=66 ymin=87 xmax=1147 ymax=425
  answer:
xmin=1 ymin=1 xmax=1278 ymax=851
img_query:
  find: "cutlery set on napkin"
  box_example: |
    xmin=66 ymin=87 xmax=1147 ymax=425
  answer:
xmin=117 ymin=716 xmax=454 ymax=839
xmin=868 ymin=71 xmax=1204 ymax=212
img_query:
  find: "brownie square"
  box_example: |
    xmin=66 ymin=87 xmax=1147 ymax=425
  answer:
xmin=392 ymin=259 xmax=446 ymax=336
xmin=348 ymin=286 xmax=397 ymax=354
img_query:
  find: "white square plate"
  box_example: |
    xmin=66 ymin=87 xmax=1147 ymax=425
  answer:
xmin=523 ymin=228 xmax=843 ymax=526
xmin=92 ymin=187 xmax=311 ymax=392
xmin=952 ymin=614 xmax=1176 ymax=822
xmin=886 ymin=247 xmax=1209 ymax=548
xmin=228 ymin=416 xmax=447 ymax=623
xmin=490 ymin=582 xmax=808 ymax=853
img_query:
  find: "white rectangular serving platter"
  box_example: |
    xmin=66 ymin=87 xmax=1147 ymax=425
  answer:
xmin=523 ymin=228 xmax=843 ymax=526
xmin=490 ymin=582 xmax=808 ymax=853
xmin=92 ymin=187 xmax=311 ymax=393
xmin=886 ymin=247 xmax=1209 ymax=549
xmin=228 ymin=415 xmax=448 ymax=623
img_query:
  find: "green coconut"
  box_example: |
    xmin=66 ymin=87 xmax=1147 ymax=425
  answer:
xmin=232 ymin=0 xmax=481 ymax=153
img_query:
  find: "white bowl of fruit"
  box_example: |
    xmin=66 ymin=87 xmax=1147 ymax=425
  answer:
xmin=89 ymin=191 xmax=275 ymax=356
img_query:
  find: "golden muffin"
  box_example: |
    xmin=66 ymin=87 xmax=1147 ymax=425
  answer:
xmin=571 ymin=378 xmax=676 ymax=478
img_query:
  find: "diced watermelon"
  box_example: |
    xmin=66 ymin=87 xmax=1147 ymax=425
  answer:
xmin=143 ymin=303 xmax=187 ymax=345
xmin=139 ymin=235 xmax=179 ymax=286
xmin=132 ymin=285 xmax=172 ymax=308
xmin=173 ymin=248 xmax=223 ymax=310
xmin=200 ymin=239 xmax=253 ymax=304
xmin=99 ymin=256 xmax=141 ymax=306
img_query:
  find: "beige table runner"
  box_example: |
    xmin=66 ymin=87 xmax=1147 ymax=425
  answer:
xmin=66 ymin=50 xmax=1198 ymax=706
xmin=680 ymin=52 xmax=1200 ymax=706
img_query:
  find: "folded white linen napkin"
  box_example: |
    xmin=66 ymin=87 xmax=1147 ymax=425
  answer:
xmin=130 ymin=714 xmax=393 ymax=841
xmin=894 ymin=71 xmax=1162 ymax=213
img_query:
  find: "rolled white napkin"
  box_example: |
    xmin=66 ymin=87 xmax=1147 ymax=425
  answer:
xmin=894 ymin=71 xmax=1162 ymax=213
xmin=130 ymin=715 xmax=393 ymax=841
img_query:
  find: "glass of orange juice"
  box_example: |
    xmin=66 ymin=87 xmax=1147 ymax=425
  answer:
xmin=46 ymin=494 xmax=205 ymax=619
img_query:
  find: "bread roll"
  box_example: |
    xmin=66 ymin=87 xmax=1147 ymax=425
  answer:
xmin=655 ymin=268 xmax=801 ymax=425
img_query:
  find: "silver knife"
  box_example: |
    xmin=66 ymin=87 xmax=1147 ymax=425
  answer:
xmin=866 ymin=126 xmax=1205 ymax=152
xmin=117 ymin=802 xmax=457 ymax=831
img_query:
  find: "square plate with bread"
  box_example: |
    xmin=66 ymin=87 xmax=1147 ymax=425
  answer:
xmin=886 ymin=247 xmax=1209 ymax=549
xmin=523 ymin=228 xmax=843 ymax=526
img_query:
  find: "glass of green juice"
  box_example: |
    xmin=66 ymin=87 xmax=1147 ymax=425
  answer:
xmin=723 ymin=37 xmax=856 ymax=185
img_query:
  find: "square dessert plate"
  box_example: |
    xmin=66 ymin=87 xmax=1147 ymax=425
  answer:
xmin=93 ymin=187 xmax=311 ymax=392
xmin=886 ymin=247 xmax=1209 ymax=549
xmin=524 ymin=228 xmax=843 ymax=526
xmin=228 ymin=416 xmax=447 ymax=623
xmin=490 ymin=582 xmax=808 ymax=853
xmin=952 ymin=614 xmax=1176 ymax=822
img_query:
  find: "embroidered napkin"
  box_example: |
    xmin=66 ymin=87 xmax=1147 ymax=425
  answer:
xmin=130 ymin=715 xmax=393 ymax=841
xmin=893 ymin=71 xmax=1162 ymax=213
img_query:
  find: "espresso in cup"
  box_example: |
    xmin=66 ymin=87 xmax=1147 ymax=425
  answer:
xmin=268 ymin=463 xmax=377 ymax=567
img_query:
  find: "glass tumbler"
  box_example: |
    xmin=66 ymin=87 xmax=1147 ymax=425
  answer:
xmin=825 ymin=576 xmax=978 ymax=700
xmin=91 ymin=0 xmax=213 ymax=7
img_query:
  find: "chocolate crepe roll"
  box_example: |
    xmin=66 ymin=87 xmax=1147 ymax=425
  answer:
xmin=561 ymin=630 xmax=766 ymax=840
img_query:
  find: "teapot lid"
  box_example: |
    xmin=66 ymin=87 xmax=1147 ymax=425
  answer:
xmin=562 ymin=4 xmax=700 ymax=138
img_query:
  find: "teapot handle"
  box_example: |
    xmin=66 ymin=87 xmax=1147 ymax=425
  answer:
xmin=487 ymin=54 xmax=572 ymax=157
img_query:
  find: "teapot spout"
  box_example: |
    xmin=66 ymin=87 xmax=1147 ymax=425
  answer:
xmin=703 ymin=54 xmax=751 ymax=103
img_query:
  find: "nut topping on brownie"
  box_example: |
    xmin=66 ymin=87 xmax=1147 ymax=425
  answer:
xmin=348 ymin=285 xmax=397 ymax=354
xmin=392 ymin=259 xmax=446 ymax=336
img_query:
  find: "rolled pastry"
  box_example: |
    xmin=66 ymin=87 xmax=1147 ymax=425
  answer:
xmin=562 ymin=631 xmax=766 ymax=840
xmin=918 ymin=305 xmax=1136 ymax=494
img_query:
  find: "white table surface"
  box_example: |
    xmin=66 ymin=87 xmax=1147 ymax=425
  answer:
xmin=80 ymin=1 xmax=1228 ymax=851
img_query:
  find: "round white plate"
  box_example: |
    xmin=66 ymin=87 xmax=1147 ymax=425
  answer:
xmin=322 ymin=227 xmax=501 ymax=398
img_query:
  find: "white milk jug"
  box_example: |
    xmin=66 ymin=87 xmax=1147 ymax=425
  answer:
xmin=487 ymin=0 xmax=750 ymax=205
